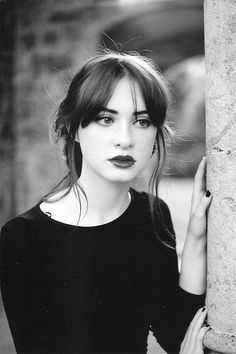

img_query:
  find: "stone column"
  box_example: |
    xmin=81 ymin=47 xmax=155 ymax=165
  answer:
xmin=203 ymin=1 xmax=236 ymax=353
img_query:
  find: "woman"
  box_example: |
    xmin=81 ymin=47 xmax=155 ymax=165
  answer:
xmin=0 ymin=51 xmax=211 ymax=353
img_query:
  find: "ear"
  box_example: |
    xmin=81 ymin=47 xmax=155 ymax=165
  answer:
xmin=75 ymin=130 xmax=80 ymax=143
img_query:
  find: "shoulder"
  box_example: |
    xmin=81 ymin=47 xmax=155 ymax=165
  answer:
xmin=2 ymin=204 xmax=40 ymax=228
xmin=131 ymin=188 xmax=171 ymax=216
xmin=0 ymin=205 xmax=40 ymax=247
xmin=0 ymin=209 xmax=42 ymax=291
xmin=131 ymin=189 xmax=175 ymax=248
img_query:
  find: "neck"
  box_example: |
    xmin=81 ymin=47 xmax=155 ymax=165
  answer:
xmin=75 ymin=173 xmax=131 ymax=226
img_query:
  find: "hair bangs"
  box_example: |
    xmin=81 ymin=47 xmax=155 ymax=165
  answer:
xmin=113 ymin=58 xmax=169 ymax=129
xmin=76 ymin=60 xmax=127 ymax=128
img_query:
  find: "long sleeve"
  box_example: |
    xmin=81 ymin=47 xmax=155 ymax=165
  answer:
xmin=150 ymin=200 xmax=205 ymax=354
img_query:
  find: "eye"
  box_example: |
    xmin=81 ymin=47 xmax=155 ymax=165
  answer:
xmin=134 ymin=118 xmax=152 ymax=128
xmin=95 ymin=116 xmax=114 ymax=126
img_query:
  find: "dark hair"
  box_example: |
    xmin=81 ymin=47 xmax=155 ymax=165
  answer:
xmin=45 ymin=50 xmax=174 ymax=247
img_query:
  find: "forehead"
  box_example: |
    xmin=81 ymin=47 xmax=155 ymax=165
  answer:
xmin=106 ymin=77 xmax=146 ymax=111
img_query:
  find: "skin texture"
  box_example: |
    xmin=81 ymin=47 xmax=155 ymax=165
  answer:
xmin=77 ymin=77 xmax=157 ymax=185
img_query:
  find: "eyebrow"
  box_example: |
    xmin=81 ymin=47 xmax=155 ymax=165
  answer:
xmin=100 ymin=107 xmax=149 ymax=115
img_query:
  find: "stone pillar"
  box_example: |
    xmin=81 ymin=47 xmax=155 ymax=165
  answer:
xmin=203 ymin=1 xmax=236 ymax=353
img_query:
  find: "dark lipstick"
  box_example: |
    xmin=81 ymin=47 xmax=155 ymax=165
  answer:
xmin=108 ymin=155 xmax=136 ymax=168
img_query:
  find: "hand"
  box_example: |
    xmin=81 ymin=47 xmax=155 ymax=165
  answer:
xmin=180 ymin=307 xmax=210 ymax=354
xmin=179 ymin=157 xmax=212 ymax=294
xmin=187 ymin=157 xmax=212 ymax=243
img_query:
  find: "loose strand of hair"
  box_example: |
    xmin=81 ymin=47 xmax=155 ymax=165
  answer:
xmin=148 ymin=128 xmax=175 ymax=249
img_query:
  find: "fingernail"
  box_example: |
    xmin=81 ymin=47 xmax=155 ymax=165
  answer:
xmin=202 ymin=306 xmax=207 ymax=312
xmin=206 ymin=190 xmax=211 ymax=198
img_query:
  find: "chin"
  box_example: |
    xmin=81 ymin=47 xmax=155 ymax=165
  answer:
xmin=103 ymin=171 xmax=141 ymax=184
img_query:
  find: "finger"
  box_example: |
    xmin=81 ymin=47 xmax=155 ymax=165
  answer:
xmin=193 ymin=190 xmax=213 ymax=219
xmin=193 ymin=157 xmax=206 ymax=194
xmin=180 ymin=327 xmax=210 ymax=354
xmin=191 ymin=157 xmax=207 ymax=210
xmin=181 ymin=307 xmax=208 ymax=353
xmin=184 ymin=307 xmax=206 ymax=345
xmin=195 ymin=325 xmax=210 ymax=352
xmin=189 ymin=306 xmax=208 ymax=345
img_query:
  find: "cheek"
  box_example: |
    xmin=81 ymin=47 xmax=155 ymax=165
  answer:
xmin=137 ymin=132 xmax=156 ymax=156
xmin=80 ymin=141 xmax=98 ymax=161
xmin=79 ymin=132 xmax=106 ymax=162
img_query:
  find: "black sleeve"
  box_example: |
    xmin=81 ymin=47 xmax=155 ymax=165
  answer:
xmin=0 ymin=218 xmax=37 ymax=353
xmin=150 ymin=200 xmax=205 ymax=354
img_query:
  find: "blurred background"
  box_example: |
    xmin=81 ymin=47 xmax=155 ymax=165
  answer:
xmin=0 ymin=0 xmax=205 ymax=352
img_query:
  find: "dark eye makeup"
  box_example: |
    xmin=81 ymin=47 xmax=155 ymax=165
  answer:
xmin=94 ymin=115 xmax=114 ymax=125
xmin=93 ymin=109 xmax=152 ymax=128
xmin=134 ymin=118 xmax=152 ymax=128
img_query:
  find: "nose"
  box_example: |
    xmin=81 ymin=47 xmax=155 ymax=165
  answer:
xmin=114 ymin=122 xmax=133 ymax=149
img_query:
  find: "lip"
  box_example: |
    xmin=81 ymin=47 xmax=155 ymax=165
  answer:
xmin=108 ymin=155 xmax=136 ymax=168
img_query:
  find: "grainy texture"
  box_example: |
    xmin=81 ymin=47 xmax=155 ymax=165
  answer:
xmin=0 ymin=3 xmax=17 ymax=227
xmin=204 ymin=0 xmax=236 ymax=353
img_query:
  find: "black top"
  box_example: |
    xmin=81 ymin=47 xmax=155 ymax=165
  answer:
xmin=0 ymin=189 xmax=204 ymax=354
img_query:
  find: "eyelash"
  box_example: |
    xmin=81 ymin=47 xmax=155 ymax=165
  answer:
xmin=94 ymin=116 xmax=114 ymax=125
xmin=134 ymin=119 xmax=152 ymax=128
xmin=94 ymin=116 xmax=152 ymax=128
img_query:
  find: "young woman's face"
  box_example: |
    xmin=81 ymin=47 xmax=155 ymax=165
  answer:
xmin=77 ymin=77 xmax=157 ymax=185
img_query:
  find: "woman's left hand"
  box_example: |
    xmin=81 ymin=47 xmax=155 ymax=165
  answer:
xmin=187 ymin=157 xmax=212 ymax=242
xmin=179 ymin=157 xmax=212 ymax=294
